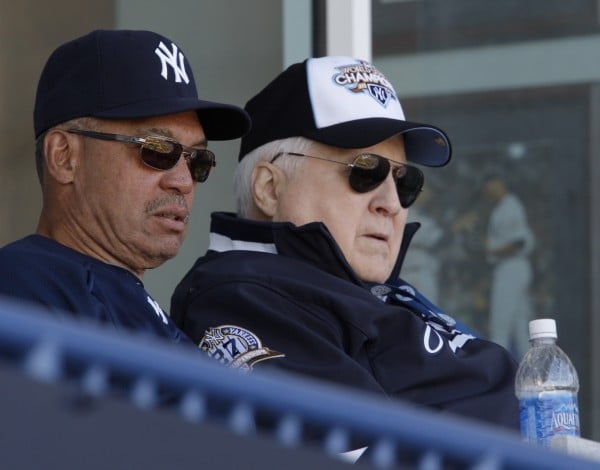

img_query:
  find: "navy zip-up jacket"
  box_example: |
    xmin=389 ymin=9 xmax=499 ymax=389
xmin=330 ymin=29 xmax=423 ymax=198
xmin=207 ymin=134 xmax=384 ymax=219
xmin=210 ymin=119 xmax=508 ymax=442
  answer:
xmin=171 ymin=212 xmax=519 ymax=430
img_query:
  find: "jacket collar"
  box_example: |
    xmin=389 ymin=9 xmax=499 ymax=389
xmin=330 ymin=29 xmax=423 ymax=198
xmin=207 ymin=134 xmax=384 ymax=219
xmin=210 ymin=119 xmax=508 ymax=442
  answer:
xmin=208 ymin=212 xmax=420 ymax=285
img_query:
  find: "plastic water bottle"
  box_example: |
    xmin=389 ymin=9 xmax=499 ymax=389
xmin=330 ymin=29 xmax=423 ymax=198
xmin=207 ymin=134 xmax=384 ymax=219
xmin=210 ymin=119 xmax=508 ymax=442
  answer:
xmin=515 ymin=318 xmax=580 ymax=446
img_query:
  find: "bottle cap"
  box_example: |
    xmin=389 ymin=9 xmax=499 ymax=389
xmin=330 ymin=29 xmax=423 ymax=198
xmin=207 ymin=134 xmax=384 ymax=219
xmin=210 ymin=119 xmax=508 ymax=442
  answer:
xmin=529 ymin=318 xmax=557 ymax=340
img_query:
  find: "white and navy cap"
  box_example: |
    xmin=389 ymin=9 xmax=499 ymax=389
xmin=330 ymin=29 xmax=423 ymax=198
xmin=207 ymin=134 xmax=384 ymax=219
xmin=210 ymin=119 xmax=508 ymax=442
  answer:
xmin=34 ymin=29 xmax=251 ymax=140
xmin=239 ymin=56 xmax=451 ymax=166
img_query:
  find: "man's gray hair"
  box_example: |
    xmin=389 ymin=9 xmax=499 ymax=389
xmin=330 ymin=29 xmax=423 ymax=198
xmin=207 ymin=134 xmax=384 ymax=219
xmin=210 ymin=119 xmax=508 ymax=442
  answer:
xmin=234 ymin=136 xmax=316 ymax=217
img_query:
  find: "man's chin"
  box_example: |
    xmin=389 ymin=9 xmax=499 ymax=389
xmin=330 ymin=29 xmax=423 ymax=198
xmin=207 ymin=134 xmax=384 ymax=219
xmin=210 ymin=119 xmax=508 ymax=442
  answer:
xmin=145 ymin=243 xmax=182 ymax=268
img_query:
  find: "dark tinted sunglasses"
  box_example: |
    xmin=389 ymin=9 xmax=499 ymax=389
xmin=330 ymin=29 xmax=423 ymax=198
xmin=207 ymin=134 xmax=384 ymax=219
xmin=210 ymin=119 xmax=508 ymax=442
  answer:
xmin=67 ymin=129 xmax=216 ymax=182
xmin=271 ymin=152 xmax=424 ymax=208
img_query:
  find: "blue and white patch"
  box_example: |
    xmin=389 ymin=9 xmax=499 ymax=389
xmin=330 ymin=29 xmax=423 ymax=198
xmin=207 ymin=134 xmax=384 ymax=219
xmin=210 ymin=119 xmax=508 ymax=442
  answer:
xmin=199 ymin=325 xmax=284 ymax=372
xmin=332 ymin=61 xmax=397 ymax=108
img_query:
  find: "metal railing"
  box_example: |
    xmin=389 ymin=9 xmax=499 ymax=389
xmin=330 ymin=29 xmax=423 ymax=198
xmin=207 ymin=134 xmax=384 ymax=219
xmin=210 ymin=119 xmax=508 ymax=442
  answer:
xmin=0 ymin=295 xmax=596 ymax=469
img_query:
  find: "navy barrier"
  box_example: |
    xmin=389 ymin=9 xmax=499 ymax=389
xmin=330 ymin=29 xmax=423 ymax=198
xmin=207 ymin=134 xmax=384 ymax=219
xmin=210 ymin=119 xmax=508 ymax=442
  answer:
xmin=0 ymin=295 xmax=596 ymax=469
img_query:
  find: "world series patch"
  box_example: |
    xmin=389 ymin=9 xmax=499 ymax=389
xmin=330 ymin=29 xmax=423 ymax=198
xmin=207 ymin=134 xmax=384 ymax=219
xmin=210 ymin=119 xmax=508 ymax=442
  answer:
xmin=332 ymin=60 xmax=397 ymax=108
xmin=199 ymin=325 xmax=284 ymax=372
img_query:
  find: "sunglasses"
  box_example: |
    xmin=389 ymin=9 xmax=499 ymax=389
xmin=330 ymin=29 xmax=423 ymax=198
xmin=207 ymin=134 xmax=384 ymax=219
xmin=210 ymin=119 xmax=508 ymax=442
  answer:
xmin=66 ymin=129 xmax=216 ymax=182
xmin=271 ymin=152 xmax=424 ymax=208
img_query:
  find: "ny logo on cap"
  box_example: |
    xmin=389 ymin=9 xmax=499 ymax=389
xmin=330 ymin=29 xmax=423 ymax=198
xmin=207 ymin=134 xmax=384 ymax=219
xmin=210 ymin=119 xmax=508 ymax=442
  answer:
xmin=367 ymin=84 xmax=393 ymax=107
xmin=154 ymin=41 xmax=190 ymax=84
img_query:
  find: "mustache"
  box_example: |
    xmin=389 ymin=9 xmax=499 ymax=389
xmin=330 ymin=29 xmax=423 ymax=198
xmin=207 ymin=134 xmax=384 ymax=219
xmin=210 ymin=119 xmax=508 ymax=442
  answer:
xmin=146 ymin=194 xmax=190 ymax=221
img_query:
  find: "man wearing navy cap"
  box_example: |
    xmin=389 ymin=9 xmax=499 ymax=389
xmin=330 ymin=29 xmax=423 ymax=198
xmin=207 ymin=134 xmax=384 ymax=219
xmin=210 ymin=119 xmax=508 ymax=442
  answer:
xmin=0 ymin=29 xmax=250 ymax=344
xmin=171 ymin=57 xmax=519 ymax=428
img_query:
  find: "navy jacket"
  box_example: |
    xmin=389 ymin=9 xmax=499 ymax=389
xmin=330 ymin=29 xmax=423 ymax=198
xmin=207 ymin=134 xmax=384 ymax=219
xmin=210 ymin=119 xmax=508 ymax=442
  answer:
xmin=171 ymin=212 xmax=520 ymax=429
xmin=0 ymin=235 xmax=191 ymax=345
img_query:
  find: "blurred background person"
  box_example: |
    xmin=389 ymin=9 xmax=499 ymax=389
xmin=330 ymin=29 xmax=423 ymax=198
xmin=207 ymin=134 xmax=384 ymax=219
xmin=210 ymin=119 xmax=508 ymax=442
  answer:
xmin=483 ymin=172 xmax=535 ymax=359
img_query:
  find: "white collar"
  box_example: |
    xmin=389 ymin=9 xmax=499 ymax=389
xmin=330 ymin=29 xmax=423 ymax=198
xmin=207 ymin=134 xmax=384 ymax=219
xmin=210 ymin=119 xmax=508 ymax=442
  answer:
xmin=208 ymin=232 xmax=278 ymax=254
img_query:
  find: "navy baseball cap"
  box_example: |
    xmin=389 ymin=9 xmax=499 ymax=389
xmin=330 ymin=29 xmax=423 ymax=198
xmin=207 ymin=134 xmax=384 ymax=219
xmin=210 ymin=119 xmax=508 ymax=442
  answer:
xmin=239 ymin=56 xmax=451 ymax=167
xmin=34 ymin=29 xmax=251 ymax=140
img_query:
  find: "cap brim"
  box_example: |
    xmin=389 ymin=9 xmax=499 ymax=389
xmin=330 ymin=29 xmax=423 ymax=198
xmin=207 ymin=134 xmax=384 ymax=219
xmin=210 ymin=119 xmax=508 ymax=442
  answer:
xmin=304 ymin=118 xmax=451 ymax=167
xmin=93 ymin=98 xmax=251 ymax=141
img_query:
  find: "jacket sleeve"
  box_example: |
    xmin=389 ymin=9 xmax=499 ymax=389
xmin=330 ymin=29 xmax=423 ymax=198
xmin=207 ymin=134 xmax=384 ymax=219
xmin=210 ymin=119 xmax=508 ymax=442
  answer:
xmin=171 ymin=278 xmax=389 ymax=397
xmin=369 ymin=311 xmax=520 ymax=429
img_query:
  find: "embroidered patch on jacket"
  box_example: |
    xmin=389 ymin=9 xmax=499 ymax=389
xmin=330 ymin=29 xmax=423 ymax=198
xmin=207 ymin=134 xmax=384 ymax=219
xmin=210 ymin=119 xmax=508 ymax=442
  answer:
xmin=199 ymin=325 xmax=284 ymax=372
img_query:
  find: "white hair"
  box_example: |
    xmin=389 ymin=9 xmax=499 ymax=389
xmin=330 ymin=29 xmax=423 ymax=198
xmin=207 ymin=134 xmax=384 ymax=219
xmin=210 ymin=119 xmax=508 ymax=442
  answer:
xmin=234 ymin=136 xmax=317 ymax=217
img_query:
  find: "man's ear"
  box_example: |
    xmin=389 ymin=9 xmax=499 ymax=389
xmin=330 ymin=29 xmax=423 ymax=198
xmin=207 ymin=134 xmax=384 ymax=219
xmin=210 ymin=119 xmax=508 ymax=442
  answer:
xmin=251 ymin=162 xmax=285 ymax=219
xmin=43 ymin=129 xmax=79 ymax=184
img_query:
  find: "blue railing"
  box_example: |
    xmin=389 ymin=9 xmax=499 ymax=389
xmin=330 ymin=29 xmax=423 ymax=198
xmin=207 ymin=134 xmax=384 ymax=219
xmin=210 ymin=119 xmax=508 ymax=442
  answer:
xmin=0 ymin=295 xmax=596 ymax=469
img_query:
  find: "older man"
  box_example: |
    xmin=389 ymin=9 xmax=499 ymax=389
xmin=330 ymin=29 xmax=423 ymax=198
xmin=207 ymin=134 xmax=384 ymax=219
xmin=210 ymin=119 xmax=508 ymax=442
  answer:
xmin=171 ymin=56 xmax=519 ymax=428
xmin=0 ymin=29 xmax=249 ymax=343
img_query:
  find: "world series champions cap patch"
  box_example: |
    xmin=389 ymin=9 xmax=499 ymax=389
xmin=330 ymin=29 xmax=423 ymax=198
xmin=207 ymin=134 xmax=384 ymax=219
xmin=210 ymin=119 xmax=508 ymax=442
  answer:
xmin=199 ymin=325 xmax=284 ymax=372
xmin=307 ymin=58 xmax=404 ymax=128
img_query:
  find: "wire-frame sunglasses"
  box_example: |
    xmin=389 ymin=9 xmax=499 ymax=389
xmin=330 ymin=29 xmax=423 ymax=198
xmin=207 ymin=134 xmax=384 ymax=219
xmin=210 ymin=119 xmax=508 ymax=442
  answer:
xmin=67 ymin=129 xmax=216 ymax=182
